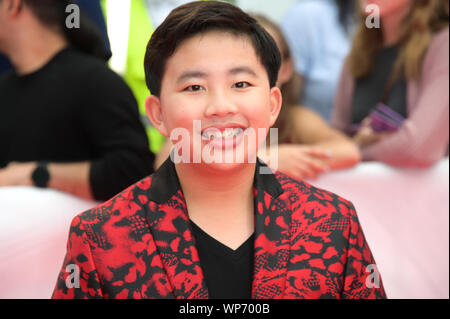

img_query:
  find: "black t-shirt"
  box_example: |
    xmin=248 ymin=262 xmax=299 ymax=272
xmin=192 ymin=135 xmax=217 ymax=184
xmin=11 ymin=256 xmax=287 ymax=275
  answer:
xmin=0 ymin=47 xmax=154 ymax=200
xmin=190 ymin=220 xmax=254 ymax=299
xmin=351 ymin=45 xmax=407 ymax=125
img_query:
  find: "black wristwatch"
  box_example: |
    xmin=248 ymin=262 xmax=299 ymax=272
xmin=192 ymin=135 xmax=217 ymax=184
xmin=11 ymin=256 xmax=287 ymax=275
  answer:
xmin=32 ymin=161 xmax=50 ymax=188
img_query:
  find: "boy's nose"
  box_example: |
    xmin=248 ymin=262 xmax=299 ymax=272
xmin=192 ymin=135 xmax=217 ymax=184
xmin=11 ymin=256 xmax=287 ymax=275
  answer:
xmin=204 ymin=90 xmax=238 ymax=117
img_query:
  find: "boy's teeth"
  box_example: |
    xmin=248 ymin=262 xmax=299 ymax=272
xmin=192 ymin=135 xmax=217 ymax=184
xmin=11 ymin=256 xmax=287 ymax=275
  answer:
xmin=223 ymin=129 xmax=234 ymax=138
xmin=210 ymin=131 xmax=221 ymax=139
xmin=202 ymin=128 xmax=244 ymax=139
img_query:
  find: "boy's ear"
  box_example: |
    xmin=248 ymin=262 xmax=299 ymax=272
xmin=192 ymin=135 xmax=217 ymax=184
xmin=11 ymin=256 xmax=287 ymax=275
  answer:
xmin=145 ymin=95 xmax=169 ymax=137
xmin=268 ymin=86 xmax=282 ymax=127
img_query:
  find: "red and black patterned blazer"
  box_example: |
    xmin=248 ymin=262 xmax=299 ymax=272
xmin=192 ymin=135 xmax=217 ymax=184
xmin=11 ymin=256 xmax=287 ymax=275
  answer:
xmin=52 ymin=159 xmax=386 ymax=299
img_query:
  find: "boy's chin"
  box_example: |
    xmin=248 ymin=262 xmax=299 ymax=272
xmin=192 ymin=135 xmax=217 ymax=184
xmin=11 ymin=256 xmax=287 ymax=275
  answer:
xmin=170 ymin=142 xmax=260 ymax=170
xmin=187 ymin=147 xmax=259 ymax=172
xmin=200 ymin=145 xmax=259 ymax=166
xmin=199 ymin=158 xmax=258 ymax=172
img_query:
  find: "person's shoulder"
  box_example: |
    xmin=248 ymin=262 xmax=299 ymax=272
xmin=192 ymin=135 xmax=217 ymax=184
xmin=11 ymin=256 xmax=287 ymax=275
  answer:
xmin=425 ymin=26 xmax=449 ymax=52
xmin=282 ymin=0 xmax=334 ymax=35
xmin=72 ymin=175 xmax=154 ymax=232
xmin=433 ymin=26 xmax=449 ymax=41
xmin=287 ymin=0 xmax=334 ymax=17
xmin=292 ymin=0 xmax=333 ymax=11
xmin=59 ymin=48 xmax=136 ymax=104
xmin=421 ymin=26 xmax=449 ymax=73
xmin=0 ymin=69 xmax=14 ymax=86
xmin=273 ymin=170 xmax=356 ymax=220
xmin=58 ymin=48 xmax=121 ymax=83
xmin=427 ymin=26 xmax=449 ymax=56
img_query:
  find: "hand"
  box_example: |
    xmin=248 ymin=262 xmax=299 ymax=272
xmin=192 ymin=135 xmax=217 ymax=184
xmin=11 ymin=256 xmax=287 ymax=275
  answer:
xmin=271 ymin=144 xmax=332 ymax=181
xmin=0 ymin=162 xmax=35 ymax=187
xmin=353 ymin=118 xmax=394 ymax=148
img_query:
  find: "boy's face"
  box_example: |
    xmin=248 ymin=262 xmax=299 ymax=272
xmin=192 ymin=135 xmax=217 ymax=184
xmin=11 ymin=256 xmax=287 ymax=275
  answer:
xmin=146 ymin=31 xmax=281 ymax=168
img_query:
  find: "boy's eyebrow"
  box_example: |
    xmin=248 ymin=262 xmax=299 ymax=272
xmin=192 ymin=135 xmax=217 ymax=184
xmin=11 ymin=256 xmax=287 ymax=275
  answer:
xmin=176 ymin=71 xmax=207 ymax=84
xmin=176 ymin=66 xmax=258 ymax=84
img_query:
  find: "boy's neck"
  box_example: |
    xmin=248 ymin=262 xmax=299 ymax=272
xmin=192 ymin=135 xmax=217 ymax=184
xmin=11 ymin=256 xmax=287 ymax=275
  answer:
xmin=175 ymin=162 xmax=256 ymax=230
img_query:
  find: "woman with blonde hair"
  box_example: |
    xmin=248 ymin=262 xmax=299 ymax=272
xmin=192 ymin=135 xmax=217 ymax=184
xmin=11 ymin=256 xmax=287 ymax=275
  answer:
xmin=332 ymin=0 xmax=449 ymax=167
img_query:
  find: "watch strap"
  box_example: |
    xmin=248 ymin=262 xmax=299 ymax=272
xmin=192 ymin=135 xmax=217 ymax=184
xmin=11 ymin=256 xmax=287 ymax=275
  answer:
xmin=32 ymin=161 xmax=50 ymax=188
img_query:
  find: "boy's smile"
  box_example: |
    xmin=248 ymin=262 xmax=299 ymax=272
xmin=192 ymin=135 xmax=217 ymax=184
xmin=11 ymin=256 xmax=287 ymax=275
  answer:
xmin=201 ymin=125 xmax=246 ymax=150
xmin=146 ymin=30 xmax=282 ymax=167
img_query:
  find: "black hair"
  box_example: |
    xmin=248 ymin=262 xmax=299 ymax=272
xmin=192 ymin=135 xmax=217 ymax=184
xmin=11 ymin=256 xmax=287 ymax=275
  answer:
xmin=23 ymin=0 xmax=110 ymax=61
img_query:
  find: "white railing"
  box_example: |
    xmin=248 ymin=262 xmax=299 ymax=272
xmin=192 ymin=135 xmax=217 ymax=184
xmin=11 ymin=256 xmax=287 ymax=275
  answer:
xmin=0 ymin=158 xmax=448 ymax=299
xmin=313 ymin=158 xmax=449 ymax=299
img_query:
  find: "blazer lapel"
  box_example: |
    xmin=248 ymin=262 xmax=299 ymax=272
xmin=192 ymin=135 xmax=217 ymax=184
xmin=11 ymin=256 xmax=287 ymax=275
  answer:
xmin=145 ymin=159 xmax=291 ymax=299
xmin=145 ymin=159 xmax=209 ymax=299
xmin=252 ymin=161 xmax=291 ymax=299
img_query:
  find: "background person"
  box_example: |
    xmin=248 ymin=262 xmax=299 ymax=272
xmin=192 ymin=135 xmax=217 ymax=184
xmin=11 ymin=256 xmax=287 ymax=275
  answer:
xmin=281 ymin=0 xmax=357 ymax=122
xmin=0 ymin=0 xmax=111 ymax=76
xmin=101 ymin=0 xmax=237 ymax=154
xmin=0 ymin=0 xmax=154 ymax=201
xmin=332 ymin=0 xmax=449 ymax=167
xmin=255 ymin=14 xmax=361 ymax=181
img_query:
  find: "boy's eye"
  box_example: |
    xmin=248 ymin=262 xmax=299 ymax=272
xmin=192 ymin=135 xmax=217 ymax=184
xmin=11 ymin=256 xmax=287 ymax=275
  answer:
xmin=184 ymin=85 xmax=204 ymax=92
xmin=232 ymin=81 xmax=251 ymax=89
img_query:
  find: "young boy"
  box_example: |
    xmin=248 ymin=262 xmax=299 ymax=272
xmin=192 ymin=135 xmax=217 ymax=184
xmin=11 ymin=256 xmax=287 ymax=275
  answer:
xmin=52 ymin=1 xmax=386 ymax=299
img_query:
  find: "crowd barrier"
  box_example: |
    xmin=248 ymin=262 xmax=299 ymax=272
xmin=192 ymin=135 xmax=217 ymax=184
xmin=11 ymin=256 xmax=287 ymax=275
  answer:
xmin=0 ymin=158 xmax=448 ymax=299
xmin=313 ymin=158 xmax=449 ymax=299
xmin=0 ymin=188 xmax=98 ymax=299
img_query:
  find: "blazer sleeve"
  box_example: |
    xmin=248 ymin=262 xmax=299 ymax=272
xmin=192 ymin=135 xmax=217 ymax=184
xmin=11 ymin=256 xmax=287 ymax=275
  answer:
xmin=52 ymin=216 xmax=104 ymax=299
xmin=361 ymin=28 xmax=449 ymax=166
xmin=341 ymin=203 xmax=387 ymax=299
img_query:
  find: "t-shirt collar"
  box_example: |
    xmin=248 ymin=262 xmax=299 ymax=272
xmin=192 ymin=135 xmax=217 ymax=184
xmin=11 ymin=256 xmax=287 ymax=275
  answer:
xmin=148 ymin=156 xmax=283 ymax=204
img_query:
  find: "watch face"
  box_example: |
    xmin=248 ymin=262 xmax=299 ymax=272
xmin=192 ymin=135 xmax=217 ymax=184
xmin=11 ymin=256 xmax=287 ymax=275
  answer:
xmin=32 ymin=163 xmax=50 ymax=188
